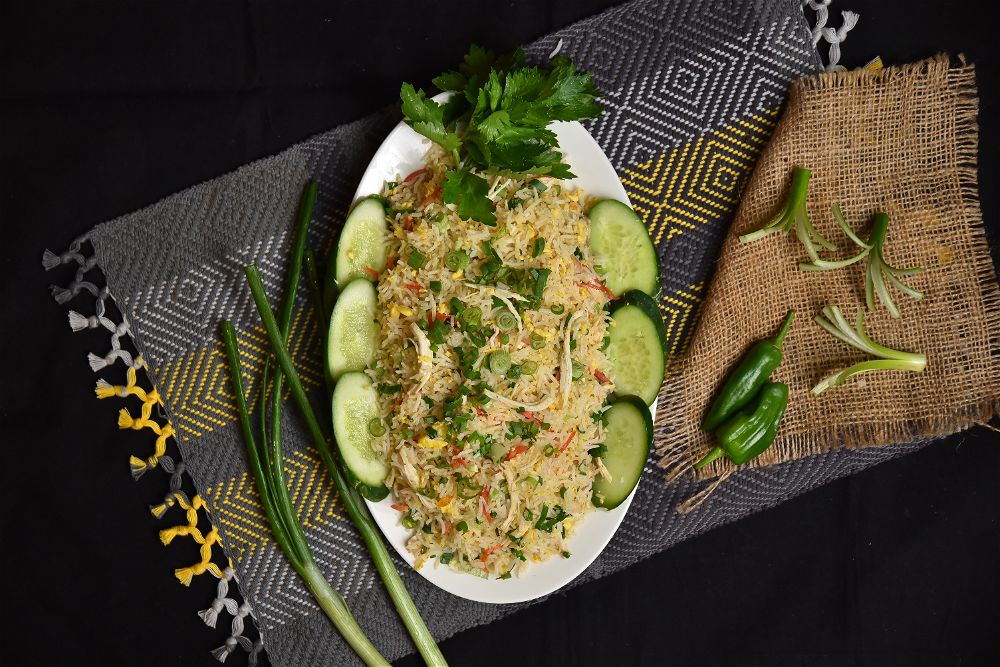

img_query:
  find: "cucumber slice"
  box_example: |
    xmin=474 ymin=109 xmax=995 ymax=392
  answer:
xmin=588 ymin=199 xmax=661 ymax=297
xmin=329 ymin=196 xmax=388 ymax=295
xmin=327 ymin=278 xmax=379 ymax=381
xmin=331 ymin=371 xmax=389 ymax=501
xmin=606 ymin=290 xmax=667 ymax=405
xmin=592 ymin=395 xmax=651 ymax=509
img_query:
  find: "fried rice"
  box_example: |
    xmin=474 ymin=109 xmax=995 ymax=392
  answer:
xmin=369 ymin=144 xmax=614 ymax=579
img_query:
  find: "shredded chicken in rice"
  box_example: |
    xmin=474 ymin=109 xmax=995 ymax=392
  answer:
xmin=368 ymin=145 xmax=614 ymax=579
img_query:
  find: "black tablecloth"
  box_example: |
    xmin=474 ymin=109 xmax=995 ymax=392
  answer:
xmin=1 ymin=1 xmax=997 ymax=665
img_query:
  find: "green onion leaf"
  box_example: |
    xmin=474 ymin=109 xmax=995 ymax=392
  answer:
xmin=532 ymin=237 xmax=546 ymax=257
xmin=406 ymin=249 xmax=426 ymax=270
xmin=368 ymin=418 xmax=386 ymax=437
xmin=445 ymin=250 xmax=470 ymax=271
xmin=496 ymin=311 xmax=517 ymax=331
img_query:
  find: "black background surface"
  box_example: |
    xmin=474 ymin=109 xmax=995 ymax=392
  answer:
xmin=1 ymin=1 xmax=997 ymax=665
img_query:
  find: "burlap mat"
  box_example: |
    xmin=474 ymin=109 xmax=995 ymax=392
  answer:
xmin=657 ymin=55 xmax=1000 ymax=499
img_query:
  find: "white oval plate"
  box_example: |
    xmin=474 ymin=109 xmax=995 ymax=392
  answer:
xmin=354 ymin=97 xmax=654 ymax=604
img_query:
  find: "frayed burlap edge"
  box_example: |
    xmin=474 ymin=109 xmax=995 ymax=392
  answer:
xmin=653 ymin=54 xmax=1000 ymax=512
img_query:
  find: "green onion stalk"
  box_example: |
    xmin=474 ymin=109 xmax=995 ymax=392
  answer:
xmin=221 ymin=322 xmax=389 ymax=667
xmin=811 ymin=305 xmax=927 ymax=394
xmin=738 ymin=167 xmax=835 ymax=262
xmin=220 ymin=182 xmax=392 ymax=666
xmin=244 ymin=265 xmax=448 ymax=667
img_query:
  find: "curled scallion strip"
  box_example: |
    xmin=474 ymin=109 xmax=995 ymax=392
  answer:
xmin=800 ymin=210 xmax=923 ymax=318
xmin=739 ymin=167 xmax=835 ymax=262
xmin=863 ymin=212 xmax=923 ymax=317
xmin=798 ymin=203 xmax=872 ymax=272
xmin=812 ymin=305 xmax=927 ymax=395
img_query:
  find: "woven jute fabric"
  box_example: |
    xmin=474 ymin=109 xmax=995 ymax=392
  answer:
xmin=658 ymin=55 xmax=1000 ymax=500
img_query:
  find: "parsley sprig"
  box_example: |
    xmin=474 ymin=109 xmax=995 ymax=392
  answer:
xmin=400 ymin=45 xmax=601 ymax=226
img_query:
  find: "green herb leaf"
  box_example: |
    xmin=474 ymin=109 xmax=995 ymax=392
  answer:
xmin=442 ymin=169 xmax=496 ymax=225
xmin=399 ymin=83 xmax=462 ymax=153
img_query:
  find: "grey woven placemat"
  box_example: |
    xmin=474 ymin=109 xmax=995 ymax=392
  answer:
xmin=40 ymin=1 xmax=910 ymax=664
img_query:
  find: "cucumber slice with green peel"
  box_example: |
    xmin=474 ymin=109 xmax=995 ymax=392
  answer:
xmin=606 ymin=290 xmax=667 ymax=405
xmin=588 ymin=199 xmax=661 ymax=297
xmin=592 ymin=395 xmax=651 ymax=509
xmin=327 ymin=278 xmax=380 ymax=381
xmin=329 ymin=196 xmax=388 ymax=294
xmin=332 ymin=371 xmax=389 ymax=501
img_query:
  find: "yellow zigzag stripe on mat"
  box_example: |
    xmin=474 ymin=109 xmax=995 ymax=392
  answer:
xmin=203 ymin=448 xmax=344 ymax=561
xmin=96 ymin=357 xmax=231 ymax=586
xmin=659 ymin=282 xmax=706 ymax=359
xmin=618 ymin=109 xmax=778 ymax=359
xmin=156 ymin=306 xmax=324 ymax=438
xmin=621 ymin=109 xmax=778 ymax=246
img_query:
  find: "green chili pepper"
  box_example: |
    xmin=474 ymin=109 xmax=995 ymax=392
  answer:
xmin=701 ymin=309 xmax=795 ymax=431
xmin=695 ymin=381 xmax=789 ymax=469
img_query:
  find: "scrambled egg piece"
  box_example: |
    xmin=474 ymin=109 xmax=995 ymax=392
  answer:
xmin=416 ymin=435 xmax=447 ymax=449
xmin=390 ymin=304 xmax=414 ymax=319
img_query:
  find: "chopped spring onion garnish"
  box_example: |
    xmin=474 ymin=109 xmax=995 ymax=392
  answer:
xmin=532 ymin=237 xmax=546 ymax=257
xmin=811 ymin=305 xmax=927 ymax=395
xmin=496 ymin=311 xmax=518 ymax=331
xmin=739 ymin=167 xmax=835 ymax=262
xmin=550 ymin=303 xmax=565 ymax=315
xmin=521 ymin=360 xmax=539 ymax=375
xmin=445 ymin=250 xmax=469 ymax=271
xmin=529 ymin=332 xmax=546 ymax=349
xmin=462 ymin=306 xmax=483 ymax=326
xmin=488 ymin=350 xmax=512 ymax=375
xmin=368 ymin=418 xmax=386 ymax=437
xmin=406 ymin=249 xmax=426 ymax=270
